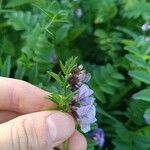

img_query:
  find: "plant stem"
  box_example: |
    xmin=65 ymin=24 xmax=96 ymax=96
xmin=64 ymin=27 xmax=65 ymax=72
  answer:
xmin=64 ymin=140 xmax=68 ymax=150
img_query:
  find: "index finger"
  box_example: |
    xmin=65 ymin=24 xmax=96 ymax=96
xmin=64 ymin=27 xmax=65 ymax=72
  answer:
xmin=0 ymin=77 xmax=56 ymax=113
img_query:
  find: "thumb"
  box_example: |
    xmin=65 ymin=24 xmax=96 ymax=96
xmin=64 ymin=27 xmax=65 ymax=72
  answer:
xmin=0 ymin=111 xmax=75 ymax=150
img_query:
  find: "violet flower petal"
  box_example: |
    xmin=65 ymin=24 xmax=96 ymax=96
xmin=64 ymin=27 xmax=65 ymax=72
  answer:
xmin=89 ymin=128 xmax=105 ymax=148
xmin=80 ymin=124 xmax=91 ymax=133
xmin=77 ymin=105 xmax=91 ymax=116
xmin=75 ymin=8 xmax=82 ymax=18
xmin=142 ymin=22 xmax=150 ymax=31
xmin=77 ymin=105 xmax=97 ymax=133
xmin=79 ymin=73 xmax=91 ymax=83
xmin=80 ymin=97 xmax=95 ymax=106
xmin=145 ymin=37 xmax=150 ymax=42
xmin=78 ymin=84 xmax=94 ymax=99
xmin=79 ymin=106 xmax=97 ymax=124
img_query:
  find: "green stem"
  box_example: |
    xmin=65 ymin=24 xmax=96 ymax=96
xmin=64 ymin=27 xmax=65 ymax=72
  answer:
xmin=64 ymin=140 xmax=68 ymax=150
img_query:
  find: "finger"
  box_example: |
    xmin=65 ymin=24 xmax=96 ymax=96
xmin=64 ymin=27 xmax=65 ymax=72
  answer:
xmin=0 ymin=77 xmax=56 ymax=113
xmin=68 ymin=131 xmax=87 ymax=150
xmin=56 ymin=130 xmax=87 ymax=150
xmin=0 ymin=111 xmax=19 ymax=123
xmin=0 ymin=111 xmax=75 ymax=150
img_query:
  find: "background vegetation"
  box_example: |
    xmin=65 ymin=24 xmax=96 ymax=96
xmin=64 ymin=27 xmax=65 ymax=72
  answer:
xmin=1 ymin=0 xmax=150 ymax=149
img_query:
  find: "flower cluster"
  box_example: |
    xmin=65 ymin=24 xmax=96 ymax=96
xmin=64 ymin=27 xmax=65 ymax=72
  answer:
xmin=68 ymin=65 xmax=91 ymax=90
xmin=69 ymin=66 xmax=97 ymax=133
xmin=89 ymin=128 xmax=105 ymax=148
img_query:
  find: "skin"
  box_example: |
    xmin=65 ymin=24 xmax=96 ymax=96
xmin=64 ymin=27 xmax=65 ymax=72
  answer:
xmin=0 ymin=77 xmax=87 ymax=150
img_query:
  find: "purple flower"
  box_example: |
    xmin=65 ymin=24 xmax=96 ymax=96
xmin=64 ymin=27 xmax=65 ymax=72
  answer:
xmin=89 ymin=128 xmax=105 ymax=148
xmin=49 ymin=51 xmax=57 ymax=64
xmin=69 ymin=65 xmax=96 ymax=133
xmin=71 ymin=84 xmax=95 ymax=133
xmin=145 ymin=37 xmax=150 ymax=42
xmin=71 ymin=95 xmax=96 ymax=133
xmin=142 ymin=22 xmax=150 ymax=31
xmin=144 ymin=108 xmax=150 ymax=124
xmin=80 ymin=97 xmax=95 ymax=106
xmin=78 ymin=84 xmax=94 ymax=99
xmin=77 ymin=105 xmax=97 ymax=133
xmin=75 ymin=8 xmax=82 ymax=18
xmin=79 ymin=73 xmax=91 ymax=83
xmin=69 ymin=65 xmax=91 ymax=90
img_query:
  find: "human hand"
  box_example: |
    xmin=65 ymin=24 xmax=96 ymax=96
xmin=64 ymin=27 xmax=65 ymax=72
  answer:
xmin=0 ymin=77 xmax=87 ymax=150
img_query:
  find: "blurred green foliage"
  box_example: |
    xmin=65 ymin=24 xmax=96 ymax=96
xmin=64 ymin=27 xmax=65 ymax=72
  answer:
xmin=1 ymin=0 xmax=150 ymax=149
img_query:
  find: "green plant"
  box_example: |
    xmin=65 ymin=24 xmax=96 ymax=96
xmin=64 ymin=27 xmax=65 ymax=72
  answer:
xmin=1 ymin=0 xmax=150 ymax=149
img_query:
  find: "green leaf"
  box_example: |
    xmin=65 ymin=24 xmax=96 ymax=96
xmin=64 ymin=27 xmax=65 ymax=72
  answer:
xmin=1 ymin=56 xmax=11 ymax=77
xmin=6 ymin=0 xmax=32 ymax=7
xmin=100 ymin=84 xmax=115 ymax=95
xmin=125 ymin=54 xmax=146 ymax=68
xmin=129 ymin=70 xmax=150 ymax=84
xmin=94 ymin=89 xmax=106 ymax=103
xmin=5 ymin=11 xmax=38 ymax=30
xmin=133 ymin=89 xmax=150 ymax=101
xmin=87 ymin=137 xmax=96 ymax=150
xmin=1 ymin=37 xmax=15 ymax=56
xmin=48 ymin=93 xmax=67 ymax=111
xmin=65 ymin=57 xmax=77 ymax=76
xmin=48 ymin=71 xmax=63 ymax=85
xmin=55 ymin=24 xmax=72 ymax=44
xmin=65 ymin=92 xmax=75 ymax=101
xmin=6 ymin=0 xmax=43 ymax=7
xmin=60 ymin=60 xmax=66 ymax=75
xmin=124 ymin=46 xmax=140 ymax=55
xmin=126 ymin=100 xmax=149 ymax=126
xmin=112 ymin=123 xmax=133 ymax=150
xmin=48 ymin=93 xmax=63 ymax=105
xmin=133 ymin=126 xmax=150 ymax=149
xmin=29 ymin=63 xmax=38 ymax=83
xmin=95 ymin=0 xmax=117 ymax=23
xmin=68 ymin=26 xmax=85 ymax=41
xmin=112 ymin=73 xmax=125 ymax=80
xmin=15 ymin=64 xmax=25 ymax=79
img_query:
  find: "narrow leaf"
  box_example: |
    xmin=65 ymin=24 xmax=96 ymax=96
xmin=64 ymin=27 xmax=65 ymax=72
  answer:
xmin=133 ymin=89 xmax=150 ymax=101
xmin=29 ymin=63 xmax=38 ymax=83
xmin=60 ymin=60 xmax=66 ymax=75
xmin=125 ymin=54 xmax=146 ymax=68
xmin=48 ymin=71 xmax=63 ymax=85
xmin=129 ymin=70 xmax=150 ymax=84
xmin=1 ymin=56 xmax=11 ymax=77
xmin=15 ymin=64 xmax=25 ymax=79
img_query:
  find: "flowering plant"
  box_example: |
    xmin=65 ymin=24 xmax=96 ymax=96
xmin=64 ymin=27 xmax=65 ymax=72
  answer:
xmin=48 ymin=57 xmax=104 ymax=149
xmin=2 ymin=0 xmax=150 ymax=149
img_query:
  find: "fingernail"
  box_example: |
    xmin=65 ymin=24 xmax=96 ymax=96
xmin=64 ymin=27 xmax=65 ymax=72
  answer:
xmin=47 ymin=112 xmax=75 ymax=143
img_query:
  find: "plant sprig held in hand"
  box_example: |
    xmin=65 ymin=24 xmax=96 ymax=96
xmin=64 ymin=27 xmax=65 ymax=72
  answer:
xmin=47 ymin=57 xmax=105 ymax=149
